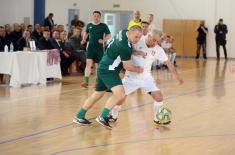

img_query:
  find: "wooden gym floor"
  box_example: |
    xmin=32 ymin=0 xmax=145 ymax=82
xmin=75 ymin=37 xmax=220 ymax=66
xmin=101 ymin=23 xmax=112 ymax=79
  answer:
xmin=0 ymin=59 xmax=235 ymax=155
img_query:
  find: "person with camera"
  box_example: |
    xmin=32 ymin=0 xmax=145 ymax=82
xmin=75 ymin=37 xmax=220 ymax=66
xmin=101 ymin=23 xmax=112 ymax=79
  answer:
xmin=196 ymin=21 xmax=208 ymax=60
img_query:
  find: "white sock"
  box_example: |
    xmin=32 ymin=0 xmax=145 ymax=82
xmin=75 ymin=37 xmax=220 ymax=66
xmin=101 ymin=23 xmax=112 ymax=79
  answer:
xmin=111 ymin=105 xmax=122 ymax=119
xmin=154 ymin=101 xmax=163 ymax=121
xmin=171 ymin=53 xmax=176 ymax=64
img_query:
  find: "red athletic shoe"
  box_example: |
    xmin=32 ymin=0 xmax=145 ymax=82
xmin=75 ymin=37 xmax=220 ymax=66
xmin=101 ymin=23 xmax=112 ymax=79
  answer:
xmin=81 ymin=82 xmax=88 ymax=88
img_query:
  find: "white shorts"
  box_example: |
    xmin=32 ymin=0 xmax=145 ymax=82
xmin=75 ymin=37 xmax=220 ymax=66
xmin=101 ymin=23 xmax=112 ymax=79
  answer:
xmin=122 ymin=74 xmax=160 ymax=95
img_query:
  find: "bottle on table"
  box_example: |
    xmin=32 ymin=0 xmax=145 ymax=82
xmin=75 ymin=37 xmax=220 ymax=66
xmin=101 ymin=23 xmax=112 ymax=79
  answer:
xmin=10 ymin=43 xmax=14 ymax=52
xmin=4 ymin=45 xmax=8 ymax=52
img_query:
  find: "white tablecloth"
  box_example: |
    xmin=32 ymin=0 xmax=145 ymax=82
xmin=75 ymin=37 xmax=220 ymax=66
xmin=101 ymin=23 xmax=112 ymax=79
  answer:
xmin=0 ymin=51 xmax=62 ymax=87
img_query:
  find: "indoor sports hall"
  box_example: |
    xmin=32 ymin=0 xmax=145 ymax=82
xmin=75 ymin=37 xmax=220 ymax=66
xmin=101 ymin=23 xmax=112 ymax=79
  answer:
xmin=0 ymin=0 xmax=235 ymax=154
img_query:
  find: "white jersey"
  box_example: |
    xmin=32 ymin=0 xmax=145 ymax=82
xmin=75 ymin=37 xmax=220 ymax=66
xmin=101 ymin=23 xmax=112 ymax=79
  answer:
xmin=126 ymin=36 xmax=168 ymax=78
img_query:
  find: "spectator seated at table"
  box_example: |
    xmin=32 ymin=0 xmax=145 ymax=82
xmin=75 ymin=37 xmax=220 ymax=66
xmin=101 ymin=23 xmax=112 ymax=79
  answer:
xmin=4 ymin=24 xmax=11 ymax=37
xmin=16 ymin=30 xmax=34 ymax=51
xmin=38 ymin=30 xmax=53 ymax=50
xmin=0 ymin=26 xmax=11 ymax=51
xmin=65 ymin=27 xmax=86 ymax=73
xmin=50 ymin=30 xmax=74 ymax=75
xmin=10 ymin=23 xmax=22 ymax=50
xmin=31 ymin=24 xmax=42 ymax=46
xmin=27 ymin=25 xmax=33 ymax=34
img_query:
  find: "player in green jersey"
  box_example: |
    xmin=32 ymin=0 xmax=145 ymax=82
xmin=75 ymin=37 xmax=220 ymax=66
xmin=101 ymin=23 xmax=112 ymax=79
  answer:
xmin=81 ymin=11 xmax=111 ymax=88
xmin=74 ymin=26 xmax=143 ymax=129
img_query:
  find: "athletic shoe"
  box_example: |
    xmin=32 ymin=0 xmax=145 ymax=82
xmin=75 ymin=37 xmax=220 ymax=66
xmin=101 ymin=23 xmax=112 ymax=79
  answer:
xmin=81 ymin=82 xmax=88 ymax=88
xmin=107 ymin=114 xmax=117 ymax=123
xmin=96 ymin=116 xmax=112 ymax=129
xmin=73 ymin=117 xmax=92 ymax=125
xmin=106 ymin=89 xmax=112 ymax=92
xmin=154 ymin=120 xmax=171 ymax=125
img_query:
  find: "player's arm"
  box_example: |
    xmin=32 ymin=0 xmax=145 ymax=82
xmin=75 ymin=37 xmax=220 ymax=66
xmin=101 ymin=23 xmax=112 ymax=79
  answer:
xmin=123 ymin=60 xmax=144 ymax=73
xmin=99 ymin=34 xmax=111 ymax=44
xmin=164 ymin=60 xmax=184 ymax=84
xmin=99 ymin=25 xmax=112 ymax=44
xmin=81 ymin=31 xmax=89 ymax=45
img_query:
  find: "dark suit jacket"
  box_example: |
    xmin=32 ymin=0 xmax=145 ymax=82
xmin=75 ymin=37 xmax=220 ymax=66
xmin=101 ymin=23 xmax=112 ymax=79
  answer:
xmin=50 ymin=38 xmax=63 ymax=53
xmin=38 ymin=37 xmax=53 ymax=50
xmin=214 ymin=24 xmax=228 ymax=41
xmin=65 ymin=35 xmax=86 ymax=52
xmin=31 ymin=30 xmax=42 ymax=42
xmin=0 ymin=36 xmax=11 ymax=51
xmin=44 ymin=18 xmax=54 ymax=30
xmin=10 ymin=30 xmax=22 ymax=48
xmin=71 ymin=20 xmax=85 ymax=28
xmin=16 ymin=37 xmax=29 ymax=51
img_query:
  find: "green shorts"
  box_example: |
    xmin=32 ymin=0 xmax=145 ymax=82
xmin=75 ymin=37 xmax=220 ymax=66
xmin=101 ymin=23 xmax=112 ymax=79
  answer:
xmin=96 ymin=70 xmax=122 ymax=91
xmin=86 ymin=43 xmax=104 ymax=63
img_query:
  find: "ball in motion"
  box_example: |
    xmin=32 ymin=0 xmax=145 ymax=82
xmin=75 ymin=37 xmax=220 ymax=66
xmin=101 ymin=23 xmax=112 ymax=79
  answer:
xmin=156 ymin=107 xmax=172 ymax=125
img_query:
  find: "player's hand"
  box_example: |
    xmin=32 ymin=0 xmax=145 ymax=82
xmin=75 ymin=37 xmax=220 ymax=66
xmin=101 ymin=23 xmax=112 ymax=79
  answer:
xmin=136 ymin=67 xmax=144 ymax=73
xmin=139 ymin=51 xmax=147 ymax=58
xmin=98 ymin=39 xmax=104 ymax=44
xmin=81 ymin=40 xmax=86 ymax=45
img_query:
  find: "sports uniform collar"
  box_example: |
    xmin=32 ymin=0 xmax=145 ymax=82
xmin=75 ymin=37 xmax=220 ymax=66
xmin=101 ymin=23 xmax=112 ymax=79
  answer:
xmin=92 ymin=22 xmax=101 ymax=25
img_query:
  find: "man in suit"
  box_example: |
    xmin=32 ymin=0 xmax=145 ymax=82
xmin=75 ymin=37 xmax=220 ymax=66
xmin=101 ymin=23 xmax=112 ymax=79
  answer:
xmin=50 ymin=30 xmax=74 ymax=75
xmin=10 ymin=23 xmax=22 ymax=50
xmin=31 ymin=24 xmax=42 ymax=44
xmin=37 ymin=30 xmax=53 ymax=50
xmin=66 ymin=27 xmax=86 ymax=73
xmin=44 ymin=13 xmax=54 ymax=31
xmin=0 ymin=26 xmax=11 ymax=51
xmin=214 ymin=19 xmax=228 ymax=60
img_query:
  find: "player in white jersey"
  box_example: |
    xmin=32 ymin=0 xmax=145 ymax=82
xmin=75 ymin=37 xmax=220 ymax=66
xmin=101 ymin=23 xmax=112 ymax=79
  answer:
xmin=108 ymin=29 xmax=184 ymax=125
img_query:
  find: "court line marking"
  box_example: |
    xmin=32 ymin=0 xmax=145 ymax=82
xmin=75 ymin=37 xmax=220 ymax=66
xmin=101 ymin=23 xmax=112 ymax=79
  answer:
xmin=0 ymin=79 xmax=234 ymax=145
xmin=0 ymin=67 xmax=201 ymax=104
xmin=50 ymin=133 xmax=235 ymax=155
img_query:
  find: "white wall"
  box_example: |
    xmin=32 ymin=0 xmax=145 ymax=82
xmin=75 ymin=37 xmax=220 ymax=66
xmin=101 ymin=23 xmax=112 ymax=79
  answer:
xmin=45 ymin=0 xmax=94 ymax=29
xmin=46 ymin=0 xmax=233 ymax=58
xmin=0 ymin=0 xmax=234 ymax=58
xmin=0 ymin=0 xmax=34 ymax=26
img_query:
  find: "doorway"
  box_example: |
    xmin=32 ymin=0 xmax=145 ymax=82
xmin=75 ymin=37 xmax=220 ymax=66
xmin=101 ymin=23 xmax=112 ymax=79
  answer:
xmin=68 ymin=9 xmax=79 ymax=29
xmin=101 ymin=11 xmax=132 ymax=38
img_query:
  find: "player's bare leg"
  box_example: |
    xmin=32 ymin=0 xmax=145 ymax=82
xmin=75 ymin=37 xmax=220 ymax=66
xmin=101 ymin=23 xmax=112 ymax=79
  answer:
xmin=81 ymin=59 xmax=93 ymax=88
xmin=96 ymin=85 xmax=126 ymax=129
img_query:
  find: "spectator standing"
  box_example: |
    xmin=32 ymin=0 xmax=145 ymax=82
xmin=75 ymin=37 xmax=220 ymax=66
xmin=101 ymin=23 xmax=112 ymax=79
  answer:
xmin=196 ymin=21 xmax=208 ymax=60
xmin=214 ymin=18 xmax=228 ymax=60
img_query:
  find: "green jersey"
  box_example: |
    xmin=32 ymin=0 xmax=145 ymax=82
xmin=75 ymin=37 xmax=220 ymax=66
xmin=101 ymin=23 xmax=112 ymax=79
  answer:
xmin=86 ymin=23 xmax=110 ymax=45
xmin=98 ymin=30 xmax=132 ymax=72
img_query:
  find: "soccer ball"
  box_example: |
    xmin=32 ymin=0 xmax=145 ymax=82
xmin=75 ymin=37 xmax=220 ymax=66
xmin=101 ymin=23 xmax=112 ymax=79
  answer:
xmin=156 ymin=107 xmax=172 ymax=124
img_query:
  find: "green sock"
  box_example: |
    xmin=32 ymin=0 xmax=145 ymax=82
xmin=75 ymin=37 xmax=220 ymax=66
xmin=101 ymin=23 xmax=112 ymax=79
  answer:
xmin=100 ymin=108 xmax=110 ymax=118
xmin=84 ymin=76 xmax=89 ymax=83
xmin=76 ymin=108 xmax=87 ymax=119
